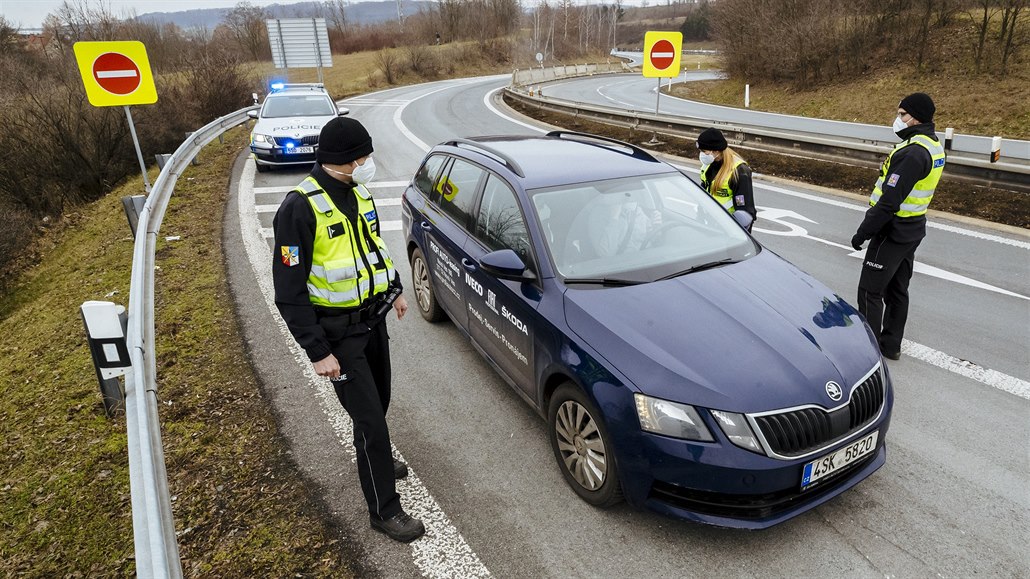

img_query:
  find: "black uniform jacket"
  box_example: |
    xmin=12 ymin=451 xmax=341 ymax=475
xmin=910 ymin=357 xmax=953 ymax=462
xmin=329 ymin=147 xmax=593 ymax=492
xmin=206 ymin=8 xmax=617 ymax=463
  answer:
xmin=272 ymin=165 xmax=401 ymax=362
xmin=855 ymin=123 xmax=939 ymax=244
xmin=702 ymin=160 xmax=758 ymax=220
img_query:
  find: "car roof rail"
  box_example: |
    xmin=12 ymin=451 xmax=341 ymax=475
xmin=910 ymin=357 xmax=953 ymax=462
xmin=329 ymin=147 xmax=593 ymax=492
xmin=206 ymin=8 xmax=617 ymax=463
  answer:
xmin=445 ymin=138 xmax=525 ymax=178
xmin=545 ymin=130 xmax=660 ymax=163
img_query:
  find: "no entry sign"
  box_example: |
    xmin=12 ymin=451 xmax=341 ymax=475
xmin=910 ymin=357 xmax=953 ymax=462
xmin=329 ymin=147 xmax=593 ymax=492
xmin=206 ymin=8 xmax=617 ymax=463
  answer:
xmin=74 ymin=41 xmax=158 ymax=107
xmin=93 ymin=52 xmax=141 ymax=95
xmin=642 ymin=31 xmax=683 ymax=78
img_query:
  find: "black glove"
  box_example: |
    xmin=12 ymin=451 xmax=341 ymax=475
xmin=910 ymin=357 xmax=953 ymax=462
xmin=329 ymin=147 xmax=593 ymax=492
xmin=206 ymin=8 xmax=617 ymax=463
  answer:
xmin=851 ymin=234 xmax=865 ymax=251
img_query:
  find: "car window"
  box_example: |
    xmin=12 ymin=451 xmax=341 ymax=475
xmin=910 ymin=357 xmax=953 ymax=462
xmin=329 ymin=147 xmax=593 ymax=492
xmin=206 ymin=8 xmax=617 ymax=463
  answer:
xmin=475 ymin=175 xmax=532 ymax=264
xmin=413 ymin=155 xmax=446 ymax=197
xmin=435 ymin=158 xmax=483 ymax=229
xmin=530 ymin=172 xmax=756 ymax=280
xmin=262 ymin=95 xmax=335 ymax=118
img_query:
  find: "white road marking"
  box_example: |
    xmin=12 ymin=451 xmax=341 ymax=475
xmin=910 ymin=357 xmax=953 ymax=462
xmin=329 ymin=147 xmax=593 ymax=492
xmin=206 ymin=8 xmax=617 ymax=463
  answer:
xmin=755 ymin=181 xmax=1030 ymax=249
xmin=394 ymin=78 xmax=491 ymax=152
xmin=242 ymin=159 xmax=489 ymax=577
xmin=901 ymin=340 xmax=1030 ymax=400
xmin=484 ymin=87 xmax=547 ymax=133
xmin=755 ymin=207 xmax=1028 ymax=300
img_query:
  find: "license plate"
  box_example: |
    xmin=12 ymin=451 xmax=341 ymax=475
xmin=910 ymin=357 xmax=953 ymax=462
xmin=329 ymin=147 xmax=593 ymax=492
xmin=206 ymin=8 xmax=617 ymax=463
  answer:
xmin=801 ymin=431 xmax=877 ymax=489
xmin=286 ymin=146 xmax=313 ymax=154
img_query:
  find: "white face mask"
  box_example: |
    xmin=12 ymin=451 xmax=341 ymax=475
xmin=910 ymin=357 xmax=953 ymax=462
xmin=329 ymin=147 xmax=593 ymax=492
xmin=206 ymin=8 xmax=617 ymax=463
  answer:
xmin=892 ymin=116 xmax=909 ymax=134
xmin=699 ymin=152 xmax=716 ymax=166
xmin=349 ymin=157 xmax=376 ymax=184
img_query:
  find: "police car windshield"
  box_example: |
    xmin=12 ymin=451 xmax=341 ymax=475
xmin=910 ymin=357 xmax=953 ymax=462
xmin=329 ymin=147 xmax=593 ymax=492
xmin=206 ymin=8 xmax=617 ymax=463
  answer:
xmin=262 ymin=95 xmax=335 ymax=118
xmin=530 ymin=172 xmax=757 ymax=282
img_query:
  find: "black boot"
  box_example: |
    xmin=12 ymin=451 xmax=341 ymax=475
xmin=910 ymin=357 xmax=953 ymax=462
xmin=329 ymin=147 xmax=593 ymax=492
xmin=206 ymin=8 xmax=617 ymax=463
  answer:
xmin=370 ymin=509 xmax=425 ymax=543
xmin=393 ymin=459 xmax=408 ymax=480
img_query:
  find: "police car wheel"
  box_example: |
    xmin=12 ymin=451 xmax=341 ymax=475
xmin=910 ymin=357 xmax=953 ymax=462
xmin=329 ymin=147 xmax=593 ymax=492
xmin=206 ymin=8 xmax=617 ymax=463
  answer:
xmin=410 ymin=248 xmax=446 ymax=323
xmin=255 ymin=162 xmax=270 ymax=173
xmin=548 ymin=383 xmax=623 ymax=507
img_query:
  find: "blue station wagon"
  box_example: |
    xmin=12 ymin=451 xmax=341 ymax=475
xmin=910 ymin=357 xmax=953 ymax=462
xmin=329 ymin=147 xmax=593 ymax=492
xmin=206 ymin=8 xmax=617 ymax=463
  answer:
xmin=400 ymin=132 xmax=893 ymax=528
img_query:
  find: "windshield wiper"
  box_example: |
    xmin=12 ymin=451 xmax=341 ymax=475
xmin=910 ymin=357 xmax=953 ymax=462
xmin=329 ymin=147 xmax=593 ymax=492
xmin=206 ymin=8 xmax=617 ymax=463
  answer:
xmin=562 ymin=276 xmax=646 ymax=286
xmin=658 ymin=258 xmax=736 ymax=280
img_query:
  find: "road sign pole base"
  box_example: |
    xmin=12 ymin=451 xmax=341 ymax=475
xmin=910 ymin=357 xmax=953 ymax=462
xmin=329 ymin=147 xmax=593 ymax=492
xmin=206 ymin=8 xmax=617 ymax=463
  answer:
xmin=645 ymin=133 xmax=663 ymax=146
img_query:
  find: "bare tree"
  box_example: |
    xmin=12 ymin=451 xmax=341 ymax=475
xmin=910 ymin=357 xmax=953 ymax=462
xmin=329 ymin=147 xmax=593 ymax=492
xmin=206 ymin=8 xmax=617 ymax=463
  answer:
xmin=997 ymin=0 xmax=1027 ymax=72
xmin=222 ymin=1 xmax=271 ymax=61
xmin=964 ymin=0 xmax=1000 ymax=74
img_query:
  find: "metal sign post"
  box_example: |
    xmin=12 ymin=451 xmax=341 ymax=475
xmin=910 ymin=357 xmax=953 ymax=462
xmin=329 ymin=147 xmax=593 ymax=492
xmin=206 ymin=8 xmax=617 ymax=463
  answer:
xmin=124 ymin=106 xmax=151 ymax=193
xmin=642 ymin=31 xmax=683 ymax=146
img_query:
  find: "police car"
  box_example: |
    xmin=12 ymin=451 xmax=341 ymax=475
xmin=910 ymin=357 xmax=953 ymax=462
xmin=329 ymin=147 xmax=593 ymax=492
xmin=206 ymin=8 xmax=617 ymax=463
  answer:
xmin=402 ymin=132 xmax=893 ymax=529
xmin=247 ymin=83 xmax=347 ymax=172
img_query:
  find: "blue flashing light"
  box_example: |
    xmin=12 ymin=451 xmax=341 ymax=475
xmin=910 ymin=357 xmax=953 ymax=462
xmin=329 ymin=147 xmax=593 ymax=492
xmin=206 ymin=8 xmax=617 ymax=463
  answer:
xmin=271 ymin=82 xmax=285 ymax=91
xmin=285 ymin=142 xmax=295 ymax=149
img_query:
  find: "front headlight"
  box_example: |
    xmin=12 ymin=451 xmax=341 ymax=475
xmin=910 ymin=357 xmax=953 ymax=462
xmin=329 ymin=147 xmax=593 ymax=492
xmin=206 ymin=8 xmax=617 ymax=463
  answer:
xmin=635 ymin=393 xmax=714 ymax=441
xmin=252 ymin=133 xmax=273 ymax=145
xmin=710 ymin=410 xmax=764 ymax=454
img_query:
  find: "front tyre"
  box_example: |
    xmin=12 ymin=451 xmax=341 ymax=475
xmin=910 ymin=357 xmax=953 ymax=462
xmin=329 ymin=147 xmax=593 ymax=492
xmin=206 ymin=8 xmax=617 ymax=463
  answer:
xmin=548 ymin=383 xmax=623 ymax=507
xmin=410 ymin=247 xmax=446 ymax=323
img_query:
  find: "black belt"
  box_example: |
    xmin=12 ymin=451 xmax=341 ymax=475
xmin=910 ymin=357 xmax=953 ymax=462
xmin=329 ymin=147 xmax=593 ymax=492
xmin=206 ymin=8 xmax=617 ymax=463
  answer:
xmin=317 ymin=298 xmax=383 ymax=326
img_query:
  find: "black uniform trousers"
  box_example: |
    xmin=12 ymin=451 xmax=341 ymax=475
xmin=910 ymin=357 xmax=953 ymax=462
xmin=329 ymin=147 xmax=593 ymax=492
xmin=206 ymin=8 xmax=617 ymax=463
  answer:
xmin=328 ymin=320 xmax=401 ymax=520
xmin=857 ymin=234 xmax=922 ymax=355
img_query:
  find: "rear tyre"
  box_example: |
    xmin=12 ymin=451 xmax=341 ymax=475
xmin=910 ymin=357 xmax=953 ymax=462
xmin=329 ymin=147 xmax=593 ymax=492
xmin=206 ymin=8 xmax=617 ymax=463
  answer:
xmin=410 ymin=248 xmax=446 ymax=323
xmin=548 ymin=383 xmax=623 ymax=507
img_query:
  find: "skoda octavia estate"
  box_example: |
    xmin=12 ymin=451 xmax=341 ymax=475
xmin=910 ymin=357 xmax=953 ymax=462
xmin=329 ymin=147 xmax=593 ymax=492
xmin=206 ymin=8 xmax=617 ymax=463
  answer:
xmin=400 ymin=132 xmax=893 ymax=528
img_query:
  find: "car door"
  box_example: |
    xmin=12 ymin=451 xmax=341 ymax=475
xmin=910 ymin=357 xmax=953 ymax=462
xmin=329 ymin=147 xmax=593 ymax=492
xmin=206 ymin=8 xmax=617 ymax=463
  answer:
xmin=463 ymin=174 xmax=543 ymax=398
xmin=418 ymin=157 xmax=486 ymax=335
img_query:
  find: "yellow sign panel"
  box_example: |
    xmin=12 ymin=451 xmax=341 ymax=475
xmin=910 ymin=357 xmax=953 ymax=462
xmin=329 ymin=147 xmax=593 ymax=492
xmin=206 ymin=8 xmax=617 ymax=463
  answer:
xmin=73 ymin=41 xmax=158 ymax=107
xmin=642 ymin=31 xmax=683 ymax=78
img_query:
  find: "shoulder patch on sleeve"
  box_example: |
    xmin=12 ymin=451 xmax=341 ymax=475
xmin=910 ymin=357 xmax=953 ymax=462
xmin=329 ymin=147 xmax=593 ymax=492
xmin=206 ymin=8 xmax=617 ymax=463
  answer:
xmin=280 ymin=246 xmax=299 ymax=267
xmin=886 ymin=173 xmax=901 ymax=187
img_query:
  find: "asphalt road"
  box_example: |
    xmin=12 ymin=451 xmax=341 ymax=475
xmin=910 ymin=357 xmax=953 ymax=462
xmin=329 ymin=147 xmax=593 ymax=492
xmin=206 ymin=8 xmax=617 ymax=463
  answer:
xmin=224 ymin=75 xmax=1030 ymax=577
xmin=554 ymin=57 xmax=1030 ymax=163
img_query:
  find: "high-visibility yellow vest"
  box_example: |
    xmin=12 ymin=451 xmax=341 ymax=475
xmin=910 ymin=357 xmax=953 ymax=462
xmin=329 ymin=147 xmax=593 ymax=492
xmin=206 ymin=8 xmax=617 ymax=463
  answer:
xmin=869 ymin=134 xmax=945 ymax=218
xmin=700 ymin=158 xmax=745 ymax=213
xmin=296 ymin=177 xmax=396 ymax=308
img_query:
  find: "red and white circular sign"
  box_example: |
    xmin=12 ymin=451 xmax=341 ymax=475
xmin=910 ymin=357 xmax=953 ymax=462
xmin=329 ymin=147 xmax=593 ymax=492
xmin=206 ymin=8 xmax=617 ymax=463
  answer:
xmin=92 ymin=52 xmax=141 ymax=95
xmin=649 ymin=40 xmax=676 ymax=70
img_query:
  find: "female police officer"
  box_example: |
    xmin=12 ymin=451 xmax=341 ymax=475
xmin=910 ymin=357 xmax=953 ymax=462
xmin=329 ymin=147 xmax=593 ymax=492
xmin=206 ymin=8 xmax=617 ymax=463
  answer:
xmin=272 ymin=117 xmax=424 ymax=543
xmin=696 ymin=128 xmax=757 ymax=230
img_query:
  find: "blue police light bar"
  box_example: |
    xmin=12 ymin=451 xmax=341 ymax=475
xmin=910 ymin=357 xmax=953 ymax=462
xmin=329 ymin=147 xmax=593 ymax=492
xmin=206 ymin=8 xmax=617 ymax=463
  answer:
xmin=270 ymin=82 xmax=285 ymax=91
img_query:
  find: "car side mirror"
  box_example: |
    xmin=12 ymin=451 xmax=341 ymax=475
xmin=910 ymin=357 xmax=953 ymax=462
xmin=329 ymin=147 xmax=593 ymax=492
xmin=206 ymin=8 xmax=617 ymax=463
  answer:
xmin=247 ymin=109 xmax=259 ymax=119
xmin=480 ymin=249 xmax=535 ymax=281
xmin=337 ymin=106 xmax=350 ymax=116
xmin=733 ymin=210 xmax=754 ymax=231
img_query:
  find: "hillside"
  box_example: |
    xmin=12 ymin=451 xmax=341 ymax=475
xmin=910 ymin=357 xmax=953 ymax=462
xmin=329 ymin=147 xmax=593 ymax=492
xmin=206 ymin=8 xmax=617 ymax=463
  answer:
xmin=136 ymin=0 xmax=434 ymax=29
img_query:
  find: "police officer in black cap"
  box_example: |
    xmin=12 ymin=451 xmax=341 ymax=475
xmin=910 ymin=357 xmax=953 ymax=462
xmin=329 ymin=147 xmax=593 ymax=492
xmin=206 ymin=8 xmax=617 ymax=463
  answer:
xmin=696 ymin=128 xmax=757 ymax=229
xmin=851 ymin=92 xmax=946 ymax=361
xmin=272 ymin=116 xmax=425 ymax=542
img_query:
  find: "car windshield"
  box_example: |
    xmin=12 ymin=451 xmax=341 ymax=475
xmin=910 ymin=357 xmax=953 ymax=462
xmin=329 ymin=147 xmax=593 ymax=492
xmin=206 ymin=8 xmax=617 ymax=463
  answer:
xmin=530 ymin=172 xmax=757 ymax=282
xmin=261 ymin=95 xmax=335 ymax=118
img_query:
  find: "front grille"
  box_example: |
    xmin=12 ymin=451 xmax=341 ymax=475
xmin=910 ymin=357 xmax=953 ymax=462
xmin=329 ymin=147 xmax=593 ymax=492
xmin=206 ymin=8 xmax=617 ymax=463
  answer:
xmin=754 ymin=369 xmax=885 ymax=457
xmin=649 ymin=452 xmax=877 ymax=520
xmin=273 ymin=135 xmax=318 ymax=146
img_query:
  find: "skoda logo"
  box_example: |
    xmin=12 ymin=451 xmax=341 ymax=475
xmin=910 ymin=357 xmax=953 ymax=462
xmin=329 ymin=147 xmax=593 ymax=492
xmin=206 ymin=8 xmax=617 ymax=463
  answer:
xmin=825 ymin=381 xmax=843 ymax=401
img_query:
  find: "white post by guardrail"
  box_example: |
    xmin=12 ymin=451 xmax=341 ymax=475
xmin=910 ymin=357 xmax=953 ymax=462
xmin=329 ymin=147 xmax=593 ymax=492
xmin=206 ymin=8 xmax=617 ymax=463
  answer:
xmin=123 ymin=104 xmax=256 ymax=577
xmin=991 ymin=136 xmax=1002 ymax=162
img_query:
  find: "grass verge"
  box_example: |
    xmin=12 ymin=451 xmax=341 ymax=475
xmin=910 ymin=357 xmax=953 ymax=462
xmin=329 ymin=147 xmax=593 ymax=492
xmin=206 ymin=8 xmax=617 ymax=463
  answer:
xmin=0 ymin=128 xmax=360 ymax=576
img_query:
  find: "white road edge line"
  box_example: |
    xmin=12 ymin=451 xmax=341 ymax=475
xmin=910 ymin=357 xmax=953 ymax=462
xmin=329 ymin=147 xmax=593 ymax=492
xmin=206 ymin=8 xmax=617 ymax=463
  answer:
xmin=240 ymin=158 xmax=491 ymax=578
xmin=394 ymin=78 xmax=495 ymax=152
xmin=902 ymin=340 xmax=1030 ymax=400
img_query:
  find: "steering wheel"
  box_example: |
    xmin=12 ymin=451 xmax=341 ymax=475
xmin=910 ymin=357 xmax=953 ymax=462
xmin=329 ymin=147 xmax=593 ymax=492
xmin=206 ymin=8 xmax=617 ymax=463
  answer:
xmin=642 ymin=221 xmax=692 ymax=249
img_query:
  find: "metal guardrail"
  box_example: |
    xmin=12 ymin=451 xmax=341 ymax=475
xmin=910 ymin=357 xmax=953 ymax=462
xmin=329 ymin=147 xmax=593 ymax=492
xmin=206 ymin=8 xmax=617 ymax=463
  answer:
xmin=512 ymin=62 xmax=631 ymax=87
xmin=507 ymin=68 xmax=1029 ymax=193
xmin=123 ymin=104 xmax=256 ymax=577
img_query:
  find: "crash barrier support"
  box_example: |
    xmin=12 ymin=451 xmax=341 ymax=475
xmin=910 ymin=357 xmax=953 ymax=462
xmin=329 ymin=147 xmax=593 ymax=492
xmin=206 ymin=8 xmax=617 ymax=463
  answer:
xmin=502 ymin=85 xmax=1030 ymax=193
xmin=115 ymin=104 xmax=257 ymax=578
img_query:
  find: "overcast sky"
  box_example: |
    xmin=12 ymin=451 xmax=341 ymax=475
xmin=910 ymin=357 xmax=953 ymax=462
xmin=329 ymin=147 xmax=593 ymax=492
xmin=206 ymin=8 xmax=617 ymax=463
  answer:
xmin=2 ymin=0 xmax=308 ymax=29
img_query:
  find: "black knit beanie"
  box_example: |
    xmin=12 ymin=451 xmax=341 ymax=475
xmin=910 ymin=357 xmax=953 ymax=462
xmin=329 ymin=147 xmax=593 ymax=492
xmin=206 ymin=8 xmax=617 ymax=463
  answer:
xmin=696 ymin=128 xmax=728 ymax=151
xmin=317 ymin=117 xmax=373 ymax=165
xmin=898 ymin=93 xmax=935 ymax=123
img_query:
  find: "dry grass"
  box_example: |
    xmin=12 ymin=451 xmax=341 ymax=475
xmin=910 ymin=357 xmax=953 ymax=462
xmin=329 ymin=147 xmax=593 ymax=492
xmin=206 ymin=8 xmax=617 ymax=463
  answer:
xmin=0 ymin=128 xmax=360 ymax=576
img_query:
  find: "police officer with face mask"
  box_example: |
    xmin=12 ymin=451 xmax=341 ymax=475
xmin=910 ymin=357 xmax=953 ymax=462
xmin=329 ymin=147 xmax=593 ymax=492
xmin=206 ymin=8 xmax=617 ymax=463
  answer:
xmin=272 ymin=116 xmax=425 ymax=543
xmin=851 ymin=92 xmax=945 ymax=361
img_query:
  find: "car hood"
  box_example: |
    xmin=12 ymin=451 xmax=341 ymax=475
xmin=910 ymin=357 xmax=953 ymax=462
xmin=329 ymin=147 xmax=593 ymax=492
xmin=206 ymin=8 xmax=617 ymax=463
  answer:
xmin=253 ymin=116 xmax=333 ymax=137
xmin=564 ymin=250 xmax=880 ymax=412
